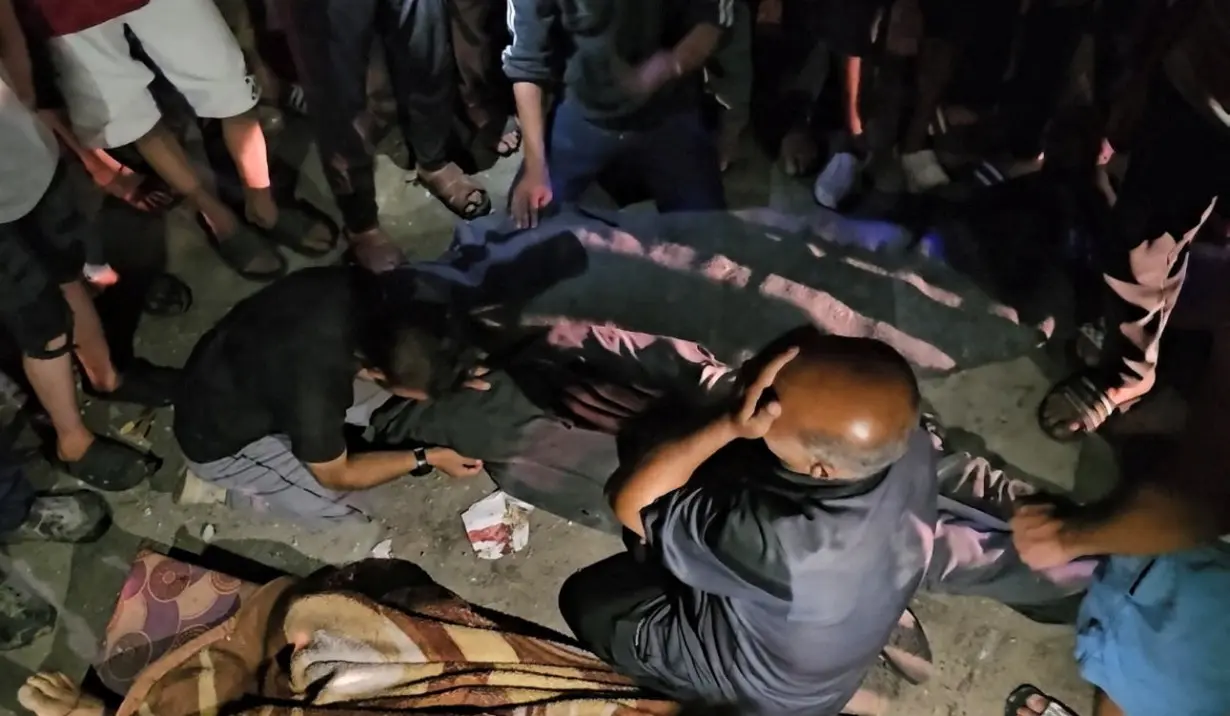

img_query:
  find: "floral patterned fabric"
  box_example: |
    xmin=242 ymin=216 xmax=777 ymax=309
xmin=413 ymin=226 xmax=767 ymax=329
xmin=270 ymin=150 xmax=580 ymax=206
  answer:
xmin=95 ymin=550 xmax=258 ymax=696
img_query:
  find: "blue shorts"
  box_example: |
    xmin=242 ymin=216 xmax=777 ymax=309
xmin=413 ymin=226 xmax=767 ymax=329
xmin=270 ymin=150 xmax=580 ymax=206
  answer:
xmin=1075 ymin=544 xmax=1230 ymax=716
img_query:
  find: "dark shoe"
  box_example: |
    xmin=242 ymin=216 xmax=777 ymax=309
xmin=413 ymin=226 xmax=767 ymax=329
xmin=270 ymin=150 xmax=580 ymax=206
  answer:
xmin=0 ymin=569 xmax=57 ymax=651
xmin=60 ymin=436 xmax=155 ymax=492
xmin=3 ymin=491 xmax=111 ymax=544
xmin=86 ymin=358 xmax=181 ymax=408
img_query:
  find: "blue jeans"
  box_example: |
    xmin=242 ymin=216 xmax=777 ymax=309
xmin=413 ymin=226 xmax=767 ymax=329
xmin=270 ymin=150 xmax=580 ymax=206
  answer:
xmin=545 ymin=99 xmax=726 ymax=213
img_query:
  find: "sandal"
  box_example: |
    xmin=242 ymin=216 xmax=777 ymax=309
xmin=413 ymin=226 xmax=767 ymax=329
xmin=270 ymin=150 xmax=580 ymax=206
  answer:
xmin=59 ymin=435 xmax=157 ymax=492
xmin=84 ymin=358 xmax=181 ymax=407
xmin=1005 ymin=684 xmax=1078 ymax=716
xmin=198 ymin=216 xmax=287 ymax=281
xmin=881 ymin=607 xmax=933 ymax=686
xmin=252 ymin=201 xmax=340 ymax=258
xmin=418 ymin=162 xmax=492 ymax=220
xmin=779 ymin=126 xmax=819 ymax=177
xmin=1036 ymin=369 xmax=1141 ymax=442
xmin=494 ymin=116 xmax=522 ymax=157
xmin=143 ymin=272 xmax=193 ymax=317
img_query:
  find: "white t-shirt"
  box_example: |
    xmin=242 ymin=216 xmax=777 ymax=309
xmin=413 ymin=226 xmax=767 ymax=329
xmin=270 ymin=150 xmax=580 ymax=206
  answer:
xmin=0 ymin=66 xmax=59 ymax=223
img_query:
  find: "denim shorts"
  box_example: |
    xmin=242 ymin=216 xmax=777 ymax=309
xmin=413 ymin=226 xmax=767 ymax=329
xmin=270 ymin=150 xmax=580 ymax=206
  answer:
xmin=1076 ymin=543 xmax=1230 ymax=716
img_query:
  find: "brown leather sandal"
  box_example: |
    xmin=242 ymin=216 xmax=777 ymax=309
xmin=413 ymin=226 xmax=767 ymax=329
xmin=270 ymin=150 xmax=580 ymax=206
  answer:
xmin=417 ymin=162 xmax=492 ymax=220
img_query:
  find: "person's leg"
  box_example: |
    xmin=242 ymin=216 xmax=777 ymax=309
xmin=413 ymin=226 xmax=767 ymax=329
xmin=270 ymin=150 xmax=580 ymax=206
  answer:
xmin=633 ymin=111 xmax=727 ymax=213
xmin=535 ymin=98 xmax=626 ymax=209
xmin=283 ymin=0 xmax=403 ymax=270
xmin=448 ymin=0 xmax=514 ymax=153
xmin=381 ymin=0 xmax=490 ymax=220
xmin=1038 ymin=77 xmax=1224 ymax=439
xmin=706 ymin=0 xmax=753 ymax=171
xmin=127 ymin=0 xmax=332 ymax=256
xmin=899 ymin=0 xmax=970 ymax=192
xmin=1000 ymin=0 xmax=1092 ymax=161
xmin=559 ymin=552 xmax=671 ymax=684
xmin=188 ymin=435 xmax=373 ymax=525
xmin=50 ymin=16 xmax=282 ymax=279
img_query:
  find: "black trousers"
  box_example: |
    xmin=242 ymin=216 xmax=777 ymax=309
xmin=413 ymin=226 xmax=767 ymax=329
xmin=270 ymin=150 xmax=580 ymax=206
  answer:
xmin=1096 ymin=77 xmax=1230 ymax=390
xmin=284 ymin=0 xmax=456 ymax=233
xmin=558 ymin=551 xmax=682 ymax=697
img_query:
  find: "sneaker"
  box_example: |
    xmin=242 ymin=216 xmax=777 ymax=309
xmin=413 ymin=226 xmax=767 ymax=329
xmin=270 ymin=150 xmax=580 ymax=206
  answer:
xmin=813 ymin=152 xmax=861 ymax=209
xmin=3 ymin=491 xmax=111 ymax=544
xmin=901 ymin=149 xmax=950 ymax=194
xmin=0 ymin=570 xmax=56 ymax=651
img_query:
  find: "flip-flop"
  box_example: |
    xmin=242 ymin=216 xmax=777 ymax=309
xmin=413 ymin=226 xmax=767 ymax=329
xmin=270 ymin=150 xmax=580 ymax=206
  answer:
xmin=1005 ymin=684 xmax=1079 ymax=716
xmin=59 ymin=435 xmax=157 ymax=492
xmin=142 ymin=272 xmax=193 ymax=317
xmin=198 ymin=216 xmax=287 ymax=281
xmin=253 ymin=201 xmax=340 ymax=258
xmin=881 ymin=607 xmax=934 ymax=685
xmin=418 ymin=163 xmax=492 ymax=220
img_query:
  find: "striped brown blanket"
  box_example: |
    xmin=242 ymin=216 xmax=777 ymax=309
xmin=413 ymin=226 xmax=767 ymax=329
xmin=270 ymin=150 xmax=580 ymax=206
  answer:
xmin=116 ymin=559 xmax=677 ymax=716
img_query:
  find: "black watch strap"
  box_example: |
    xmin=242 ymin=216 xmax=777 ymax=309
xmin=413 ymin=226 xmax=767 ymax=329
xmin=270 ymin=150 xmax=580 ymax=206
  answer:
xmin=410 ymin=447 xmax=433 ymax=477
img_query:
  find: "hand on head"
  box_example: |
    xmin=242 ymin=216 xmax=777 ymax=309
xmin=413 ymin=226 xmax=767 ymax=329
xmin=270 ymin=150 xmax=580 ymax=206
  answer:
xmin=751 ymin=329 xmax=921 ymax=480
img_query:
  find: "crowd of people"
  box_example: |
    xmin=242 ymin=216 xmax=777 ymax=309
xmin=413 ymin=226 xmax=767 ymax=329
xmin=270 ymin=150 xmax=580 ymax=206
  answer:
xmin=1 ymin=0 xmax=1229 ymax=714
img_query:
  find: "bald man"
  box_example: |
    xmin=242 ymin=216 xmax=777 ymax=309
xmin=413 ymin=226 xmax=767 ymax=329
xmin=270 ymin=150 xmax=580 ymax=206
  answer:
xmin=559 ymin=331 xmax=940 ymax=714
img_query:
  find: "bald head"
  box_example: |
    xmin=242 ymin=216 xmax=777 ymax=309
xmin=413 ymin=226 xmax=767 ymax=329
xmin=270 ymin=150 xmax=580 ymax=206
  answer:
xmin=764 ymin=331 xmax=920 ymax=479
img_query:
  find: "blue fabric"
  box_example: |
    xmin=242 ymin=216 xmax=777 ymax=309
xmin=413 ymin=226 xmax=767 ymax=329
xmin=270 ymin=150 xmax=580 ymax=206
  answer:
xmin=0 ymin=450 xmax=33 ymax=535
xmin=1076 ymin=545 xmax=1230 ymax=716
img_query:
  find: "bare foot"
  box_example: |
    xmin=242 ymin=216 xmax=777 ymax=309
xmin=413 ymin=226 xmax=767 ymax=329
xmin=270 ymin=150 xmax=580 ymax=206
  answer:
xmin=18 ymin=672 xmax=104 ymax=716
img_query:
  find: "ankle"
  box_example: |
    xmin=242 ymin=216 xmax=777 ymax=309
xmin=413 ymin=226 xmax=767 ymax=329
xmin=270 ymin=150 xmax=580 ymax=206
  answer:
xmin=57 ymin=430 xmax=94 ymax=463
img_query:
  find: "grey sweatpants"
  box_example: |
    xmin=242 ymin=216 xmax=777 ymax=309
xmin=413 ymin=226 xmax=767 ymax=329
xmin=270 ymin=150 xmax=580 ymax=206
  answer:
xmin=187 ymin=381 xmax=392 ymax=524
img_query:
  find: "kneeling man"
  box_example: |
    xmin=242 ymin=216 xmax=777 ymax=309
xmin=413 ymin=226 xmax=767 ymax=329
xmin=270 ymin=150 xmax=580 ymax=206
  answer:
xmin=174 ymin=267 xmax=486 ymax=523
xmin=561 ymin=331 xmax=937 ymax=714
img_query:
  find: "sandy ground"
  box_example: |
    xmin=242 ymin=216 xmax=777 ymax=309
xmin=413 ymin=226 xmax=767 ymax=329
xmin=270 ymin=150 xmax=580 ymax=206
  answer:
xmin=0 ymin=123 xmax=1120 ymax=715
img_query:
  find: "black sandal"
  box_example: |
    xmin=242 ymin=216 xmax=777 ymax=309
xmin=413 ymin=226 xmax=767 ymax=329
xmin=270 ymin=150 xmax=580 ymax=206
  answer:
xmin=199 ymin=216 xmax=287 ymax=281
xmin=59 ymin=435 xmax=157 ymax=492
xmin=143 ymin=272 xmax=193 ymax=317
xmin=1036 ymin=369 xmax=1140 ymax=442
xmin=84 ymin=358 xmax=180 ymax=407
xmin=1005 ymin=684 xmax=1078 ymax=716
xmin=253 ymin=201 xmax=340 ymax=258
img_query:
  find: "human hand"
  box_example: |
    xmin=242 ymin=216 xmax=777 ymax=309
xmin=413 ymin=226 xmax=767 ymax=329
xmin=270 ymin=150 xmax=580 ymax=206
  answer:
xmin=620 ymin=51 xmax=683 ymax=98
xmin=510 ymin=161 xmax=552 ymax=229
xmin=427 ymin=448 xmax=484 ymax=478
xmin=728 ymin=347 xmax=798 ymax=440
xmin=1011 ymin=503 xmax=1078 ymax=571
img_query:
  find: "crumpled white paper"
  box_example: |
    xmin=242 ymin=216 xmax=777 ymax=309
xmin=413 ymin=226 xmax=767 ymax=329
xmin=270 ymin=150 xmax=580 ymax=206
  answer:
xmin=461 ymin=491 xmax=535 ymax=560
xmin=369 ymin=538 xmax=394 ymax=559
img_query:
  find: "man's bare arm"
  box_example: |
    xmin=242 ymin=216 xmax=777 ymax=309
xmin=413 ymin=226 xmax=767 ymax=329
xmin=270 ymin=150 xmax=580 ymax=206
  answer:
xmin=612 ymin=417 xmax=737 ymax=539
xmin=1058 ymin=330 xmax=1230 ymax=557
xmin=309 ymin=447 xmax=459 ymax=491
xmin=513 ymin=82 xmax=548 ymax=167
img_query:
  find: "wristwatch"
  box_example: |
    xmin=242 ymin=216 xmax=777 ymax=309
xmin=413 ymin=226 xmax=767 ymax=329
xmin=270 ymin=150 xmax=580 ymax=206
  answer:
xmin=410 ymin=447 xmax=433 ymax=477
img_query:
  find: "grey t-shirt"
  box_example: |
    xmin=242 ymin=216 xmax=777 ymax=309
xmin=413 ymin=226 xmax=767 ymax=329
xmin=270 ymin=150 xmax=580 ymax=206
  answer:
xmin=0 ymin=66 xmax=58 ymax=223
xmin=636 ymin=429 xmax=939 ymax=715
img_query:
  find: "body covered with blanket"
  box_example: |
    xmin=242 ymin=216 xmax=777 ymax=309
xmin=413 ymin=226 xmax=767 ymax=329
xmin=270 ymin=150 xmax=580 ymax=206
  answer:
xmin=114 ymin=559 xmax=676 ymax=716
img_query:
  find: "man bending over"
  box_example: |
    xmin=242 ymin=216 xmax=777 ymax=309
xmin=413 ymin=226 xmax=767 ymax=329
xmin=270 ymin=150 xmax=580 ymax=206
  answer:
xmin=174 ymin=267 xmax=486 ymax=523
xmin=560 ymin=331 xmax=938 ymax=714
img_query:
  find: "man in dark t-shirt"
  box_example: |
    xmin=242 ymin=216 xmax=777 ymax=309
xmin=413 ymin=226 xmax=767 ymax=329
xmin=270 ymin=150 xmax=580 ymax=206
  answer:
xmin=174 ymin=266 xmax=486 ymax=523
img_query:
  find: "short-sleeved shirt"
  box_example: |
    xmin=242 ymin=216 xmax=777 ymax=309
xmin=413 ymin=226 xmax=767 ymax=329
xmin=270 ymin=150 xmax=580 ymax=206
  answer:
xmin=636 ymin=429 xmax=938 ymax=714
xmin=175 ymin=267 xmax=367 ymax=465
xmin=0 ymin=67 xmax=58 ymax=223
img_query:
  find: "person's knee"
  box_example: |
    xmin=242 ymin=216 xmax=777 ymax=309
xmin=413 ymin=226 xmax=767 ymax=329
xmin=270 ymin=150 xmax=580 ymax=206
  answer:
xmin=9 ymin=290 xmax=73 ymax=361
